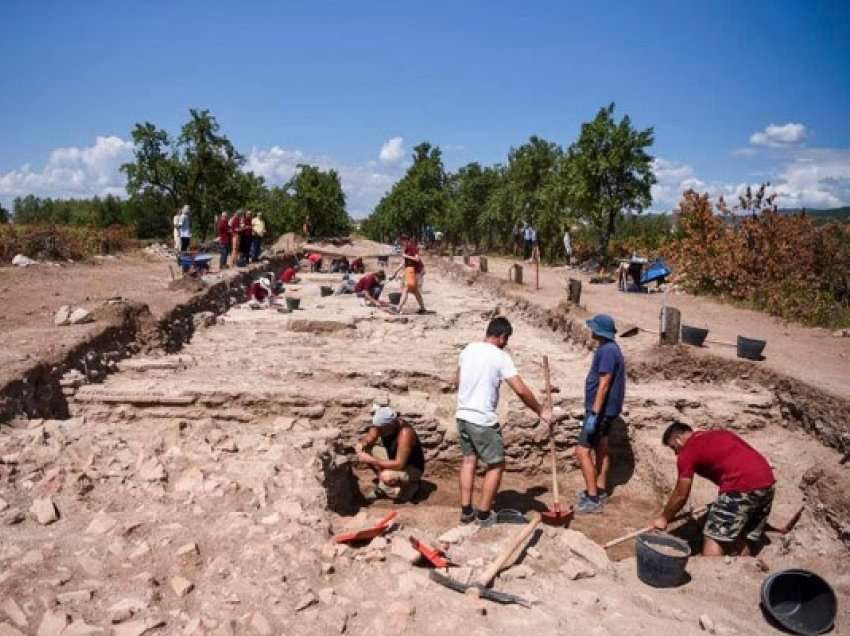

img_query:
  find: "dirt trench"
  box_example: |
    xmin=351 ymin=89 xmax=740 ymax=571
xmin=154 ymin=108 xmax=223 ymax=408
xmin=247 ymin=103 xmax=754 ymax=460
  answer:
xmin=0 ymin=257 xmax=293 ymax=424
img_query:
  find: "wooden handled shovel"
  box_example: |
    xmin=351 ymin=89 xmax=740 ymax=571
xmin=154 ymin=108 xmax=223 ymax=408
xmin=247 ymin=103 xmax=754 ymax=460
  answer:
xmin=541 ymin=356 xmax=572 ymax=525
xmin=429 ymin=513 xmax=542 ymax=607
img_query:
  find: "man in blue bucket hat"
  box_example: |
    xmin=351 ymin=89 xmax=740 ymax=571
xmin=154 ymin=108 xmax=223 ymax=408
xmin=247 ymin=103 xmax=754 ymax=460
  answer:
xmin=576 ymin=314 xmax=626 ymax=514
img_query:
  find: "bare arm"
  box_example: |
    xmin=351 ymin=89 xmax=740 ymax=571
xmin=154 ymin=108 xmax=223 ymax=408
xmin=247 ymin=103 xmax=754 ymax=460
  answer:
xmin=368 ymin=428 xmax=414 ymax=470
xmin=506 ymin=375 xmax=548 ymax=420
xmin=357 ymin=427 xmax=380 ymax=451
xmin=452 ymin=366 xmax=460 ymax=391
xmin=656 ymin=478 xmax=693 ymax=527
xmin=592 ymin=373 xmax=612 ymax=414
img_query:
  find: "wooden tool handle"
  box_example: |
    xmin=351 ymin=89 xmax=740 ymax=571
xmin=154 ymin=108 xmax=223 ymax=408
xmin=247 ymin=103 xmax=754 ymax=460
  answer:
xmin=478 ymin=512 xmax=542 ymax=587
xmin=603 ymin=505 xmax=707 ymax=549
xmin=542 ymin=355 xmax=553 ymax=411
xmin=542 ymin=356 xmax=559 ymax=502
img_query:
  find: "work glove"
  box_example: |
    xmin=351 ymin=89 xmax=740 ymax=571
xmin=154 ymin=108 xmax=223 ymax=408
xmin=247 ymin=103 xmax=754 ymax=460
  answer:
xmin=583 ymin=411 xmax=599 ymax=436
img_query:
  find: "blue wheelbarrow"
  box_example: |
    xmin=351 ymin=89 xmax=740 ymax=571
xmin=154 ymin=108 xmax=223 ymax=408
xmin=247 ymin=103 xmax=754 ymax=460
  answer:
xmin=178 ymin=253 xmax=214 ymax=275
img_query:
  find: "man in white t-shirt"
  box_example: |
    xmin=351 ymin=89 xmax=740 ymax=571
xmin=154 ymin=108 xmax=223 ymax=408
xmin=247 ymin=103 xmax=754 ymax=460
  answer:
xmin=454 ymin=316 xmax=551 ymax=526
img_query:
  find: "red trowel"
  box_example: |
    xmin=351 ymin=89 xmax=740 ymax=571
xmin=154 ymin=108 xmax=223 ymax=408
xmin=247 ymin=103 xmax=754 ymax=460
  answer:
xmin=334 ymin=510 xmax=397 ymax=544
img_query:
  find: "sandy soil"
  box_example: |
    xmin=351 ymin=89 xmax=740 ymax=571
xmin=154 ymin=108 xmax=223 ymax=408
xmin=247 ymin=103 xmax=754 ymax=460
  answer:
xmin=473 ymin=255 xmax=850 ymax=399
xmin=1 ymin=253 xmax=846 ymax=636
xmin=0 ymin=253 xmax=191 ymax=388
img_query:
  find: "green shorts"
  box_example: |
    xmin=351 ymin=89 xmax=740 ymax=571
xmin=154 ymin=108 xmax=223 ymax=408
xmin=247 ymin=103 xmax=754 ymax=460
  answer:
xmin=457 ymin=418 xmax=505 ymax=466
xmin=704 ymin=486 xmax=775 ymax=544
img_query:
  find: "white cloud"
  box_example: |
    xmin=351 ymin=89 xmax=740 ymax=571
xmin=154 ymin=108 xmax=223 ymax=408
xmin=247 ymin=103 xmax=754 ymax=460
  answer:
xmin=771 ymin=148 xmax=850 ymax=208
xmin=652 ymin=148 xmax=850 ymax=211
xmin=749 ymin=122 xmax=808 ymax=147
xmin=246 ymin=145 xmax=401 ymax=218
xmin=0 ymin=136 xmax=134 ymax=204
xmin=378 ymin=136 xmax=405 ymax=163
xmin=651 ymin=158 xmax=706 ymax=209
xmin=0 ymin=136 xmax=402 ymax=218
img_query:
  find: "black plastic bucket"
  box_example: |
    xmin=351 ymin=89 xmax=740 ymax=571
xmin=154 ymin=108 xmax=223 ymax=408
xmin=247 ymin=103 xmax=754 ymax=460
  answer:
xmin=320 ymin=286 xmax=333 ymax=297
xmin=285 ymin=297 xmax=301 ymax=311
xmin=737 ymin=336 xmax=766 ymax=360
xmin=681 ymin=325 xmax=709 ymax=347
xmin=636 ymin=533 xmax=691 ymax=588
xmin=388 ymin=292 xmax=402 ymax=305
xmin=760 ymin=569 xmax=837 ymax=635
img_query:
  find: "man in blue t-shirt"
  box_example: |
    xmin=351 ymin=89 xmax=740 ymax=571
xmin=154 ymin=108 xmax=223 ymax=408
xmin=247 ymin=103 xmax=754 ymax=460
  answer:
xmin=575 ymin=314 xmax=626 ymax=514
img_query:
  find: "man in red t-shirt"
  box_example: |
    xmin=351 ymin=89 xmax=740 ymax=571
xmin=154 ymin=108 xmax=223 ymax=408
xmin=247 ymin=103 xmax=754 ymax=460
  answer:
xmin=354 ymin=270 xmax=386 ymax=306
xmin=217 ymin=212 xmax=232 ymax=270
xmin=653 ymin=422 xmax=777 ymax=556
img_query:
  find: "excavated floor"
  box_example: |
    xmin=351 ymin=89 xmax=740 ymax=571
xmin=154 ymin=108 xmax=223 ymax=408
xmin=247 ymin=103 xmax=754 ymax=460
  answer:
xmin=1 ymin=266 xmax=848 ymax=635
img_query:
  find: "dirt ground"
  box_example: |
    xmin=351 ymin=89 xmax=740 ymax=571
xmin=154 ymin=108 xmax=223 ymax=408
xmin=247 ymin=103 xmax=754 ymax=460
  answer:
xmin=0 ymin=249 xmax=847 ymax=636
xmin=477 ymin=254 xmax=850 ymax=400
xmin=0 ymin=253 xmax=192 ymax=392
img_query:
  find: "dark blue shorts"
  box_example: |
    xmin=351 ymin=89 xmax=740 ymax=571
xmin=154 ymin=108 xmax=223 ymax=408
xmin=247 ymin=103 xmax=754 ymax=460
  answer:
xmin=577 ymin=411 xmax=617 ymax=448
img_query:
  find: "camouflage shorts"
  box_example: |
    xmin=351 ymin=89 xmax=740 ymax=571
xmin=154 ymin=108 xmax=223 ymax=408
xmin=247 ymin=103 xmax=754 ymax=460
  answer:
xmin=704 ymin=486 xmax=775 ymax=544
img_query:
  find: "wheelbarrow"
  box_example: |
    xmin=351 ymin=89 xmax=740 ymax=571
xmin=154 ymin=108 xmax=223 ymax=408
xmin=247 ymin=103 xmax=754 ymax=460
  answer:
xmin=178 ymin=252 xmax=214 ymax=276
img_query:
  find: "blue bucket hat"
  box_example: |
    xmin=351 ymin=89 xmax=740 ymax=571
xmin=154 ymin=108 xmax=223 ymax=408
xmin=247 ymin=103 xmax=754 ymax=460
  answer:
xmin=586 ymin=314 xmax=617 ymax=340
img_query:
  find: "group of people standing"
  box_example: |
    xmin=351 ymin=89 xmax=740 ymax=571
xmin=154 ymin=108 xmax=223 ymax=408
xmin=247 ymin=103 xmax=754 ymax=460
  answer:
xmin=217 ymin=210 xmax=266 ymax=268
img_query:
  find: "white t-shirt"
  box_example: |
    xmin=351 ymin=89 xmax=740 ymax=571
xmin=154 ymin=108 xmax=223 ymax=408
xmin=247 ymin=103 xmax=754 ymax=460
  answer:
xmin=455 ymin=341 xmax=518 ymax=427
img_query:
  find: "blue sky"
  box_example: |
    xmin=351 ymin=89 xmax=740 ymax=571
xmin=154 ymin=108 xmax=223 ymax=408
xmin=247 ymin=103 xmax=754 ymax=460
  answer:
xmin=2 ymin=1 xmax=849 ymax=216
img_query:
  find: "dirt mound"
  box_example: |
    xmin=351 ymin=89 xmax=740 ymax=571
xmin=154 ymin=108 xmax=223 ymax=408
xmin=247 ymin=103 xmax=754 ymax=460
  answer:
xmin=801 ymin=464 xmax=850 ymax=547
xmin=271 ymin=231 xmax=303 ymax=254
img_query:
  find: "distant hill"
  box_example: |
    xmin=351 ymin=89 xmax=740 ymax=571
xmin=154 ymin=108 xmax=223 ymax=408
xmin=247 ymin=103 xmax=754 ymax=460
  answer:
xmin=779 ymin=206 xmax=850 ymax=224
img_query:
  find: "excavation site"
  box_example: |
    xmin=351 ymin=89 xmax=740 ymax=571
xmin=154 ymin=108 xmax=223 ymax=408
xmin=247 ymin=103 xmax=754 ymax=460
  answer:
xmin=0 ymin=250 xmax=847 ymax=636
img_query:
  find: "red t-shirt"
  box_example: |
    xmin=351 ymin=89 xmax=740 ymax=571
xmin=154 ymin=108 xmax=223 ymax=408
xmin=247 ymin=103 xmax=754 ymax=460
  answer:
xmin=404 ymin=242 xmax=423 ymax=273
xmin=279 ymin=267 xmax=297 ymax=283
xmin=249 ymin=281 xmax=269 ymax=302
xmin=676 ymin=430 xmax=775 ymax=493
xmin=355 ymin=273 xmax=378 ymax=293
xmin=308 ymin=252 xmax=322 ymax=264
xmin=217 ymin=217 xmax=231 ymax=243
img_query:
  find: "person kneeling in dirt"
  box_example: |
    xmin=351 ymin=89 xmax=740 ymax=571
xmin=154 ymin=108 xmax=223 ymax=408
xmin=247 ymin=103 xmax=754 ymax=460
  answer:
xmin=247 ymin=277 xmax=274 ymax=308
xmin=653 ymin=422 xmax=776 ymax=556
xmin=354 ymin=270 xmax=387 ymax=307
xmin=356 ymin=407 xmax=425 ymax=502
xmin=575 ymin=313 xmax=626 ymax=514
xmin=454 ymin=317 xmax=551 ymax=526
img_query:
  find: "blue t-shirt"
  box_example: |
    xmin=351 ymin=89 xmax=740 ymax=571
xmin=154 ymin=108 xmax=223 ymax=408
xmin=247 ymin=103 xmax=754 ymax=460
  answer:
xmin=584 ymin=340 xmax=625 ymax=417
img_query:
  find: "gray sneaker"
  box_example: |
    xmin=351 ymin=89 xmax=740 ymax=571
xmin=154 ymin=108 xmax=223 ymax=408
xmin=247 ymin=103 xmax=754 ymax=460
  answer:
xmin=575 ymin=497 xmax=604 ymax=515
xmin=579 ymin=490 xmax=608 ymax=503
xmin=460 ymin=509 xmax=476 ymax=525
xmin=476 ymin=511 xmax=497 ymax=528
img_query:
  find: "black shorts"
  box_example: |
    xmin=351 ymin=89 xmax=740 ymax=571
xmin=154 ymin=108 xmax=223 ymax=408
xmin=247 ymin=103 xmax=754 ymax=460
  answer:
xmin=577 ymin=411 xmax=617 ymax=448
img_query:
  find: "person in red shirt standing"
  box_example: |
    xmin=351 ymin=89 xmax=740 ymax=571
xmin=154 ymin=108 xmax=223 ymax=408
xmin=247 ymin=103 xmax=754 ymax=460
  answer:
xmin=391 ymin=236 xmax=427 ymax=314
xmin=229 ymin=210 xmax=243 ymax=267
xmin=653 ymin=422 xmax=776 ymax=556
xmin=217 ymin=212 xmax=232 ymax=270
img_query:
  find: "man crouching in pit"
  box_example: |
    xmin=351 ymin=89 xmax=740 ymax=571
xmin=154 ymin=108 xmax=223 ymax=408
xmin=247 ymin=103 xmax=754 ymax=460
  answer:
xmin=356 ymin=407 xmax=426 ymax=502
xmin=653 ymin=421 xmax=776 ymax=556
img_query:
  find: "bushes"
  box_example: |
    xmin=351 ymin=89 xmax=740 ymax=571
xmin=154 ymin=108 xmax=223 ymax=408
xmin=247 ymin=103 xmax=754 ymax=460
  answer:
xmin=670 ymin=190 xmax=850 ymax=328
xmin=0 ymin=224 xmax=136 ymax=264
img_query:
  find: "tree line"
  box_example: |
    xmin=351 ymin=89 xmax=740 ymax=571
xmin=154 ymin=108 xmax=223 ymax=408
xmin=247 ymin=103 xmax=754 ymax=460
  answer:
xmin=7 ymin=109 xmax=351 ymax=242
xmin=361 ymin=103 xmax=657 ymax=263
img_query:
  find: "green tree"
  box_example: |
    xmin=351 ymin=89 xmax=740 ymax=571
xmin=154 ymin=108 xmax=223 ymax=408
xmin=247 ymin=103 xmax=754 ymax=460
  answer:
xmin=122 ymin=109 xmax=258 ymax=239
xmin=362 ymin=142 xmax=447 ymax=242
xmin=440 ymin=162 xmax=499 ymax=246
xmin=561 ymin=103 xmax=655 ymax=262
xmin=282 ymin=165 xmax=350 ymax=238
xmin=0 ymin=202 xmax=9 ymax=224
